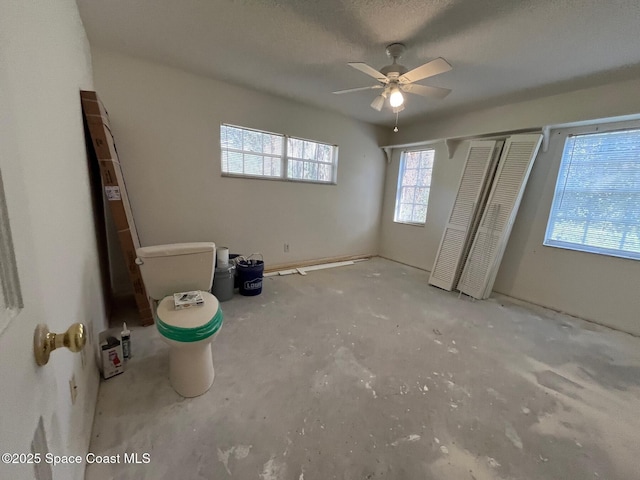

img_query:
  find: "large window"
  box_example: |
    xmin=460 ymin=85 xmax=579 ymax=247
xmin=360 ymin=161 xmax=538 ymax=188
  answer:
xmin=544 ymin=127 xmax=640 ymax=260
xmin=394 ymin=149 xmax=434 ymax=225
xmin=220 ymin=124 xmax=337 ymax=183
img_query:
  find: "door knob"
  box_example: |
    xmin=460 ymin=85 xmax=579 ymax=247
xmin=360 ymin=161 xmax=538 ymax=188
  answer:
xmin=34 ymin=323 xmax=86 ymax=366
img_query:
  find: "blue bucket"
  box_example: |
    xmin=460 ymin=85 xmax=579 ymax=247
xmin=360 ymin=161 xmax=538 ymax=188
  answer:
xmin=237 ymin=254 xmax=264 ymax=296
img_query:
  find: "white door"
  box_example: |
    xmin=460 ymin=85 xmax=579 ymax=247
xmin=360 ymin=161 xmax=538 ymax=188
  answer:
xmin=0 ymin=111 xmax=56 ymax=480
xmin=458 ymin=134 xmax=543 ymax=299
xmin=0 ymin=2 xmax=105 ymax=479
xmin=429 ymin=140 xmax=501 ymax=290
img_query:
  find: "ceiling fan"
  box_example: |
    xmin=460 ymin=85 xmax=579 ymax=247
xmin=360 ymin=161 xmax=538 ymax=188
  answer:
xmin=333 ymin=43 xmax=452 ymax=113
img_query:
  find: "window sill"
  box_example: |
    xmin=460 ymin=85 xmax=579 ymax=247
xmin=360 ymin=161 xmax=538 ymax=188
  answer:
xmin=543 ymin=240 xmax=639 ymax=261
xmin=393 ymin=220 xmax=426 ymax=227
xmin=221 ymin=173 xmax=336 ymax=186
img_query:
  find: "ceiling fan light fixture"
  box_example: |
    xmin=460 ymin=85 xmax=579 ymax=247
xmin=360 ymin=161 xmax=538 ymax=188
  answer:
xmin=389 ymin=87 xmax=404 ymax=108
xmin=371 ymin=94 xmax=385 ymax=111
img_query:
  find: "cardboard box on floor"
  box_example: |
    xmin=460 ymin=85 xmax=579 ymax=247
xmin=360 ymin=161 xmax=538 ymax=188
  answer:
xmin=80 ymin=90 xmax=154 ymax=326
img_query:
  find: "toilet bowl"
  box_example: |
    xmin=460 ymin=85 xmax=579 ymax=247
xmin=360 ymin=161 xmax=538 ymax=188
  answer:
xmin=135 ymin=242 xmax=223 ymax=397
xmin=155 ymin=292 xmax=223 ymax=397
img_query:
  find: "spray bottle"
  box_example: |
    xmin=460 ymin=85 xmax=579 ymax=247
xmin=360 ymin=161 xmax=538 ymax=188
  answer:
xmin=121 ymin=322 xmax=131 ymax=361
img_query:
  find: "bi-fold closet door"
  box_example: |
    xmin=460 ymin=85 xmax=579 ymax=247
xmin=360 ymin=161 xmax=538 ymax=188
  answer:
xmin=428 ymin=140 xmax=502 ymax=290
xmin=430 ymin=133 xmax=543 ymax=299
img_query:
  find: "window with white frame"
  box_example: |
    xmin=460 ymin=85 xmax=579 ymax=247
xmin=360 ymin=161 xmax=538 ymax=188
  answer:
xmin=287 ymin=137 xmax=337 ymax=183
xmin=394 ymin=149 xmax=434 ymax=224
xmin=220 ymin=125 xmax=283 ymax=178
xmin=220 ymin=124 xmax=337 ymax=183
xmin=544 ymin=127 xmax=640 ymax=260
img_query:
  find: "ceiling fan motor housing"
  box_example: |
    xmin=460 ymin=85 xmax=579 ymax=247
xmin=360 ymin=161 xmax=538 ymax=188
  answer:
xmin=380 ymin=64 xmax=408 ymax=79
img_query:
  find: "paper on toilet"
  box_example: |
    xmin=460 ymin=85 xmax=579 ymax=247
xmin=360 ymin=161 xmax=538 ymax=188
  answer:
xmin=174 ymin=291 xmax=205 ymax=310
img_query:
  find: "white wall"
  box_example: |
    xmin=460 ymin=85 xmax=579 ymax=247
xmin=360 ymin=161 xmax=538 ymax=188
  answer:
xmin=379 ymin=78 xmax=640 ymax=335
xmin=379 ymin=142 xmax=466 ymax=270
xmin=0 ymin=1 xmax=107 ymax=479
xmin=494 ymin=121 xmax=640 ymax=335
xmin=387 ymin=77 xmax=640 ymax=146
xmin=90 ymin=49 xmax=386 ymax=294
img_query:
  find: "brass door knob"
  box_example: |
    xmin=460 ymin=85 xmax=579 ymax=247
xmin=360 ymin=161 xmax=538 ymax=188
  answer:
xmin=34 ymin=323 xmax=86 ymax=366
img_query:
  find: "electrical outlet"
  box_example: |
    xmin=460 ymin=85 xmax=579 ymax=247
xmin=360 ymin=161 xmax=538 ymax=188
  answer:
xmin=69 ymin=374 xmax=78 ymax=405
xmin=284 ymin=243 xmax=290 ymax=253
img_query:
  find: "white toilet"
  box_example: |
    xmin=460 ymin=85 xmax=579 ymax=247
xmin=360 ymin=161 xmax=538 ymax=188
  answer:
xmin=135 ymin=242 xmax=223 ymax=397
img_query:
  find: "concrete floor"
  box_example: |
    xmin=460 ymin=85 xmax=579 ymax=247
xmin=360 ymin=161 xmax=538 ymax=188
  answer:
xmin=86 ymin=258 xmax=640 ymax=480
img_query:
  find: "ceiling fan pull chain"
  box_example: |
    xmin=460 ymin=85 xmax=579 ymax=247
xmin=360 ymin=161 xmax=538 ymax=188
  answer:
xmin=394 ymin=112 xmax=399 ymax=132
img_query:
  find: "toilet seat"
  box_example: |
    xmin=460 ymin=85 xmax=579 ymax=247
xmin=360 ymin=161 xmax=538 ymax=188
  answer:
xmin=156 ymin=292 xmax=223 ymax=343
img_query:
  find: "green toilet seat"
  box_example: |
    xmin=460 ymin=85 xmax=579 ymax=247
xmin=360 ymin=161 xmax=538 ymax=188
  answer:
xmin=156 ymin=292 xmax=223 ymax=342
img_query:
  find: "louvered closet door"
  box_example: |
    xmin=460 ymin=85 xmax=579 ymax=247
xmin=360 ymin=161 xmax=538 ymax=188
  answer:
xmin=429 ymin=140 xmax=500 ymax=290
xmin=458 ymin=134 xmax=543 ymax=299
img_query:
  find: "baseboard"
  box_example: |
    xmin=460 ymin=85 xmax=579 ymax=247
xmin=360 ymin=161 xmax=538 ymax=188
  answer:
xmin=377 ymin=255 xmax=431 ymax=273
xmin=264 ymin=253 xmax=373 ymax=273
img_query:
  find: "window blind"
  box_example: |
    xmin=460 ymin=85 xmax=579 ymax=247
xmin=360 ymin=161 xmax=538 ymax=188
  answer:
xmin=220 ymin=124 xmax=338 ymax=183
xmin=544 ymin=128 xmax=640 ymax=260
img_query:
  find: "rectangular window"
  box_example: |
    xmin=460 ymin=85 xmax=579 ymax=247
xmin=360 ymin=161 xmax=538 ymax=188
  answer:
xmin=220 ymin=124 xmax=337 ymax=183
xmin=220 ymin=125 xmax=284 ymax=178
xmin=394 ymin=149 xmax=434 ymax=225
xmin=544 ymin=128 xmax=640 ymax=260
xmin=287 ymin=137 xmax=337 ymax=183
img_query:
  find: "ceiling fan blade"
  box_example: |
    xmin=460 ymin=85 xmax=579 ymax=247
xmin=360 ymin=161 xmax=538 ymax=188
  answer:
xmin=332 ymin=85 xmax=383 ymax=95
xmin=398 ymin=57 xmax=452 ymax=84
xmin=348 ymin=63 xmax=389 ymax=83
xmin=401 ymin=83 xmax=452 ymax=99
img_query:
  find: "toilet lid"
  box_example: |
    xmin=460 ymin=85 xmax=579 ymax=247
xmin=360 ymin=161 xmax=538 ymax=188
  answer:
xmin=156 ymin=292 xmax=223 ymax=342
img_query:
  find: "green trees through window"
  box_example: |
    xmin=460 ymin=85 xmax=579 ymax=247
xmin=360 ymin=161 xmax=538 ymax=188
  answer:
xmin=220 ymin=124 xmax=337 ymax=183
xmin=545 ymin=128 xmax=640 ymax=260
xmin=394 ymin=149 xmax=434 ymax=224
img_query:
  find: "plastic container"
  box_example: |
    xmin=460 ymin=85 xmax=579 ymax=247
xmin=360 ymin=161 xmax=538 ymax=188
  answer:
xmin=212 ymin=265 xmax=235 ymax=302
xmin=216 ymin=247 xmax=230 ymax=268
xmin=237 ymin=254 xmax=264 ymax=296
xmin=101 ymin=336 xmax=124 ymax=379
xmin=121 ymin=322 xmax=131 ymax=361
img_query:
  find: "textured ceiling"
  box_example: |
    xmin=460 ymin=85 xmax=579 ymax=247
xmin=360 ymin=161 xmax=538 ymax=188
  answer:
xmin=77 ymin=0 xmax=640 ymax=127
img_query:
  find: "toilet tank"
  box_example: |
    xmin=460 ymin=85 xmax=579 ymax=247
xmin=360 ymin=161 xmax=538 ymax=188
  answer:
xmin=135 ymin=243 xmax=216 ymax=300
